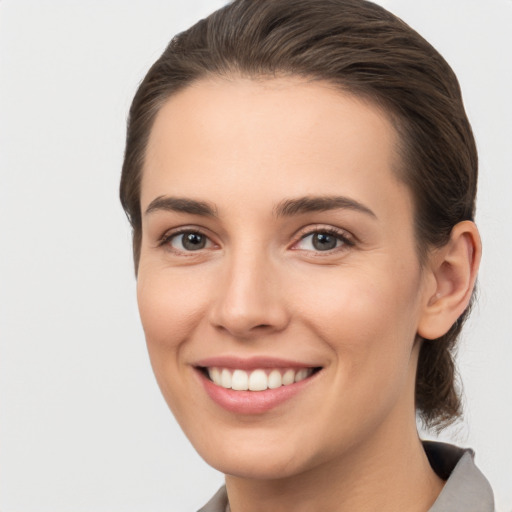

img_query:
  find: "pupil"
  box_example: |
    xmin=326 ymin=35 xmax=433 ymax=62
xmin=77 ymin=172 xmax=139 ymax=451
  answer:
xmin=183 ymin=233 xmax=205 ymax=250
xmin=313 ymin=233 xmax=337 ymax=251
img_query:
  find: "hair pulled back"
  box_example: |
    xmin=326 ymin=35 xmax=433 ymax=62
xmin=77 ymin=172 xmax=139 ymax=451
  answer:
xmin=120 ymin=0 xmax=478 ymax=431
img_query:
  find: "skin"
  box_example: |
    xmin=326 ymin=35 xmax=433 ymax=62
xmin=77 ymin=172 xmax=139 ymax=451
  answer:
xmin=137 ymin=77 xmax=480 ymax=511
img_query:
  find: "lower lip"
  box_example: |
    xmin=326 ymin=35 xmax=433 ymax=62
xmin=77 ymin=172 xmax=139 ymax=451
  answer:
xmin=197 ymin=369 xmax=319 ymax=414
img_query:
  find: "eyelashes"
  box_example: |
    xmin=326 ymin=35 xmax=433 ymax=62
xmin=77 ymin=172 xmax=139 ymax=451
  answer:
xmin=158 ymin=225 xmax=355 ymax=256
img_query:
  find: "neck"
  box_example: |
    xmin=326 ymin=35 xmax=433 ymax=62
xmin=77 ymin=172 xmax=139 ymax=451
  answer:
xmin=225 ymin=416 xmax=444 ymax=512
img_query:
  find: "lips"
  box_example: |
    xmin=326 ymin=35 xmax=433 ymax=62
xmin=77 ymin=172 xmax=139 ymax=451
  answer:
xmin=194 ymin=357 xmax=322 ymax=414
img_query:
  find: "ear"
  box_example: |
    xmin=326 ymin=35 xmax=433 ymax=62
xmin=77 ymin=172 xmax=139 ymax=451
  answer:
xmin=417 ymin=221 xmax=481 ymax=340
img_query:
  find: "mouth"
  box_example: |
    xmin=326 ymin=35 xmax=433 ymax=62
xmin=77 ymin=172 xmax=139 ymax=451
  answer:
xmin=193 ymin=358 xmax=323 ymax=414
xmin=199 ymin=366 xmax=321 ymax=391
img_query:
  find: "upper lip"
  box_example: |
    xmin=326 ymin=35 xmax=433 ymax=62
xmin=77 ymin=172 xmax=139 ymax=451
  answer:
xmin=193 ymin=356 xmax=322 ymax=371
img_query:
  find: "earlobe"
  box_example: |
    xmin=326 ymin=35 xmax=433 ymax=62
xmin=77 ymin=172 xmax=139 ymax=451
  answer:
xmin=418 ymin=221 xmax=481 ymax=340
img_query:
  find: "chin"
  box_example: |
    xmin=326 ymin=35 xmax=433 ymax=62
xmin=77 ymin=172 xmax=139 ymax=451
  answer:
xmin=188 ymin=422 xmax=333 ymax=481
xmin=203 ymin=447 xmax=312 ymax=481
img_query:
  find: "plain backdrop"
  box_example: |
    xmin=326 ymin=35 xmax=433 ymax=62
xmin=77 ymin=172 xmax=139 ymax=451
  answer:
xmin=1 ymin=1 xmax=511 ymax=511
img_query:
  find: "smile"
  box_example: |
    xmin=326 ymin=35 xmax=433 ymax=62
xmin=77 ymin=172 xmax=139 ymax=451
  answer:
xmin=206 ymin=367 xmax=316 ymax=391
xmin=193 ymin=357 xmax=323 ymax=414
xmin=195 ymin=361 xmax=322 ymax=414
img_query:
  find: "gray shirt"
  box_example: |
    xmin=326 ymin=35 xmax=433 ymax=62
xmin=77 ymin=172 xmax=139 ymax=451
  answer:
xmin=197 ymin=441 xmax=494 ymax=512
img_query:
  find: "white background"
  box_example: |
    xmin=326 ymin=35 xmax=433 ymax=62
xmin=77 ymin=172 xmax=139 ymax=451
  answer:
xmin=1 ymin=1 xmax=511 ymax=510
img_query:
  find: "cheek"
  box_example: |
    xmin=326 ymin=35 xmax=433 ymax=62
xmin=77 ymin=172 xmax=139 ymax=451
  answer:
xmin=136 ymin=269 xmax=211 ymax=415
xmin=136 ymin=269 xmax=210 ymax=354
xmin=295 ymin=263 xmax=423 ymax=370
xmin=300 ymin=267 xmax=423 ymax=433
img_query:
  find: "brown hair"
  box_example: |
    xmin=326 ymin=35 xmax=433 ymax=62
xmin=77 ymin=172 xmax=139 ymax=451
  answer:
xmin=120 ymin=0 xmax=477 ymax=430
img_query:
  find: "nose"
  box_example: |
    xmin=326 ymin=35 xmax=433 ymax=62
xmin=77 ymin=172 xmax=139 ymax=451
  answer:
xmin=208 ymin=249 xmax=290 ymax=339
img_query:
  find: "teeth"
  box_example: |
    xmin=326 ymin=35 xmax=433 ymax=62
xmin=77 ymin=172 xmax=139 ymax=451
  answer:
xmin=248 ymin=369 xmax=267 ymax=391
xmin=221 ymin=368 xmax=232 ymax=388
xmin=268 ymin=369 xmax=282 ymax=389
xmin=295 ymin=368 xmax=309 ymax=382
xmin=207 ymin=367 xmax=314 ymax=391
xmin=232 ymin=369 xmax=249 ymax=391
xmin=282 ymin=369 xmax=295 ymax=386
xmin=210 ymin=367 xmax=221 ymax=385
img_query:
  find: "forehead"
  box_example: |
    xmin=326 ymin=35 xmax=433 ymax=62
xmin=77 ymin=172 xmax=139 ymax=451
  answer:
xmin=142 ymin=77 xmax=409 ymax=219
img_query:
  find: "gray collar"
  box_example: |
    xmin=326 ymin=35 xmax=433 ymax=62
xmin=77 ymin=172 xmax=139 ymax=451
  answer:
xmin=198 ymin=442 xmax=494 ymax=512
xmin=425 ymin=441 xmax=494 ymax=511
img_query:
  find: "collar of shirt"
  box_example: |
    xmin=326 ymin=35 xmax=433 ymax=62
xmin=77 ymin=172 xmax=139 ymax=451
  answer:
xmin=425 ymin=441 xmax=494 ymax=511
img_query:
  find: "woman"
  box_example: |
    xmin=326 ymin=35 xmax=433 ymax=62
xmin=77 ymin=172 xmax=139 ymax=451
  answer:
xmin=120 ymin=0 xmax=494 ymax=510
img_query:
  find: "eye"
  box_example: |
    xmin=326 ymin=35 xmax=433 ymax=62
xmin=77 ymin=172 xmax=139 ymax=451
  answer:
xmin=166 ymin=231 xmax=213 ymax=252
xmin=294 ymin=229 xmax=353 ymax=252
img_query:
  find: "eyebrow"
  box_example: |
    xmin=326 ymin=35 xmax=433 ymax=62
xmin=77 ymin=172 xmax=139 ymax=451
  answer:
xmin=145 ymin=196 xmax=218 ymax=217
xmin=274 ymin=195 xmax=376 ymax=218
xmin=144 ymin=194 xmax=376 ymax=219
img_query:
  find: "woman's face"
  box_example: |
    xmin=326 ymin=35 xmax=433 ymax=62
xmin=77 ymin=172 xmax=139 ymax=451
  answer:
xmin=137 ymin=77 xmax=433 ymax=479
